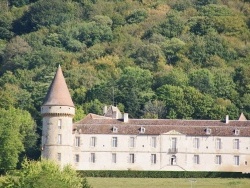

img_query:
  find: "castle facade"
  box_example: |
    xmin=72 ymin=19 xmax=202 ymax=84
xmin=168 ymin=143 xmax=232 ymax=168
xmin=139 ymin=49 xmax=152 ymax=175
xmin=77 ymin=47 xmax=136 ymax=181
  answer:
xmin=41 ymin=66 xmax=250 ymax=172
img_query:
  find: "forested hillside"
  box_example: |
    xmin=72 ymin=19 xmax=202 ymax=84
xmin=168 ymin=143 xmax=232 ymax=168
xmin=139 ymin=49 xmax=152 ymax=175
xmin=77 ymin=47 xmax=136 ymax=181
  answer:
xmin=0 ymin=0 xmax=250 ymax=123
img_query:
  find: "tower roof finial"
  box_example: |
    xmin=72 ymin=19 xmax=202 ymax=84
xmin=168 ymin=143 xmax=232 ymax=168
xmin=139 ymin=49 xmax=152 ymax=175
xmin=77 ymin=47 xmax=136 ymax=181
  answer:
xmin=43 ymin=66 xmax=74 ymax=107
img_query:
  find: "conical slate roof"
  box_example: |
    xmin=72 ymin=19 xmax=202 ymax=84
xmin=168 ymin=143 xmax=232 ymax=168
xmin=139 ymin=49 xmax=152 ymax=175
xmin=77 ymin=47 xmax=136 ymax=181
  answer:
xmin=43 ymin=65 xmax=74 ymax=107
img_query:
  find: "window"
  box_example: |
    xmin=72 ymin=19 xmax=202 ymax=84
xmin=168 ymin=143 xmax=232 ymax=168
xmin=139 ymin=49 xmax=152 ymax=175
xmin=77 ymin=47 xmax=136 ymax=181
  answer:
xmin=58 ymin=134 xmax=62 ymax=144
xmin=206 ymin=128 xmax=212 ymax=135
xmin=139 ymin=127 xmax=145 ymax=134
xmin=112 ymin=153 xmax=117 ymax=163
xmin=112 ymin=137 xmax=118 ymax=147
xmin=194 ymin=155 xmax=199 ymax=164
xmin=129 ymin=137 xmax=135 ymax=148
xmin=234 ymin=156 xmax=240 ymax=166
xmin=90 ymin=137 xmax=96 ymax=147
xmin=58 ymin=119 xmax=62 ymax=129
xmin=233 ymin=139 xmax=239 ymax=149
xmin=235 ymin=129 xmax=240 ymax=135
xmin=215 ymin=138 xmax=222 ymax=150
xmin=112 ymin=126 xmax=118 ymax=133
xmin=151 ymin=137 xmax=157 ymax=148
xmin=215 ymin=155 xmax=222 ymax=165
xmin=129 ymin=154 xmax=135 ymax=163
xmin=151 ymin=154 xmax=156 ymax=164
xmin=57 ymin=153 xmax=61 ymax=161
xmin=75 ymin=137 xmax=80 ymax=147
xmin=193 ymin=138 xmax=199 ymax=149
xmin=171 ymin=138 xmax=177 ymax=150
xmin=75 ymin=154 xmax=79 ymax=163
xmin=90 ymin=153 xmax=95 ymax=163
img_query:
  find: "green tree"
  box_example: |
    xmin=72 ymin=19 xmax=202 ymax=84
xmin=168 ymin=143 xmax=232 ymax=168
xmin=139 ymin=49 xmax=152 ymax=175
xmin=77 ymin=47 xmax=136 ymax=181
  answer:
xmin=3 ymin=159 xmax=92 ymax=188
xmin=157 ymin=11 xmax=185 ymax=38
xmin=0 ymin=108 xmax=37 ymax=171
xmin=117 ymin=67 xmax=154 ymax=117
xmin=13 ymin=0 xmax=78 ymax=33
xmin=189 ymin=69 xmax=215 ymax=94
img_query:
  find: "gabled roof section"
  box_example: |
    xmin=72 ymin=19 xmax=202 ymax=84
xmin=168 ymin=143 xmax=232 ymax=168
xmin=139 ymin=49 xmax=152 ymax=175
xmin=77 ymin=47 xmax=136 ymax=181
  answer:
xmin=43 ymin=65 xmax=74 ymax=107
xmin=238 ymin=112 xmax=247 ymax=121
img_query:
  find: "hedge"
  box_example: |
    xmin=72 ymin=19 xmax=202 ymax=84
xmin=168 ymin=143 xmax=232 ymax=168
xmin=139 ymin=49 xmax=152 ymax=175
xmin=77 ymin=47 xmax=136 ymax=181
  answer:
xmin=78 ymin=170 xmax=250 ymax=178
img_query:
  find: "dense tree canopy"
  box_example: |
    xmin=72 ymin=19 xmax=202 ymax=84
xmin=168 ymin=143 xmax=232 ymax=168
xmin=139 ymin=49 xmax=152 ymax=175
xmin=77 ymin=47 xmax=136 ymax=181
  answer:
xmin=0 ymin=0 xmax=249 ymax=166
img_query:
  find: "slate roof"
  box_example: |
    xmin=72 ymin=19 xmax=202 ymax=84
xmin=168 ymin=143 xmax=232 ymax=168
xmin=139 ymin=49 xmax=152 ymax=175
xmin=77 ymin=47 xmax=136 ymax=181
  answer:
xmin=74 ymin=113 xmax=250 ymax=137
xmin=43 ymin=65 xmax=74 ymax=107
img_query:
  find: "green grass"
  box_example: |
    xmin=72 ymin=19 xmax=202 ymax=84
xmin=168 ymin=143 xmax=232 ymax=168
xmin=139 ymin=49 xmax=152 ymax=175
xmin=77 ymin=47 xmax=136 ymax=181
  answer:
xmin=87 ymin=177 xmax=250 ymax=188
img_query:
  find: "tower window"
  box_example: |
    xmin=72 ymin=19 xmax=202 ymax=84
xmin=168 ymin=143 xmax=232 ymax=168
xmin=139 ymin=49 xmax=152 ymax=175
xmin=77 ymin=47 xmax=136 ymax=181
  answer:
xmin=58 ymin=134 xmax=62 ymax=144
xmin=58 ymin=119 xmax=62 ymax=129
xmin=57 ymin=153 xmax=61 ymax=161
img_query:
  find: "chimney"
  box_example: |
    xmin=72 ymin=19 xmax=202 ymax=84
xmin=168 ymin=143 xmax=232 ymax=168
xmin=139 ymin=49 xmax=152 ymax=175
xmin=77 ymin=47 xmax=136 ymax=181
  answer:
xmin=225 ymin=115 xmax=229 ymax=124
xmin=103 ymin=105 xmax=107 ymax=115
xmin=123 ymin=113 xmax=128 ymax=123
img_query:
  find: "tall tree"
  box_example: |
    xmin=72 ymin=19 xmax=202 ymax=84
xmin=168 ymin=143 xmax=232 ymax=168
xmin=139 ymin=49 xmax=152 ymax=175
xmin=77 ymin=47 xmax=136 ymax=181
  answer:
xmin=0 ymin=108 xmax=37 ymax=171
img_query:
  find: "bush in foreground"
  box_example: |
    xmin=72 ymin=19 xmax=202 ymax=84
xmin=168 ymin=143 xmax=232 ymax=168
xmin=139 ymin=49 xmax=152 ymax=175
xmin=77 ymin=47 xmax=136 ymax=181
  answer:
xmin=2 ymin=159 xmax=92 ymax=188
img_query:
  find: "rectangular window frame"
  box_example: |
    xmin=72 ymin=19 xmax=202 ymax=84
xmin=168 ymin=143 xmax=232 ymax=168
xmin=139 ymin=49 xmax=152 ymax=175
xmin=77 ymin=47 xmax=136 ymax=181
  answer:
xmin=90 ymin=137 xmax=96 ymax=147
xmin=233 ymin=139 xmax=239 ymax=150
xmin=90 ymin=153 xmax=96 ymax=163
xmin=129 ymin=153 xmax=135 ymax=163
xmin=112 ymin=137 xmax=118 ymax=147
xmin=151 ymin=137 xmax=157 ymax=148
xmin=75 ymin=154 xmax=79 ymax=163
xmin=57 ymin=153 xmax=61 ymax=161
xmin=193 ymin=138 xmax=199 ymax=149
xmin=58 ymin=134 xmax=62 ymax=145
xmin=194 ymin=155 xmax=199 ymax=164
xmin=129 ymin=137 xmax=135 ymax=148
xmin=234 ymin=155 xmax=240 ymax=166
xmin=112 ymin=153 xmax=117 ymax=163
xmin=215 ymin=138 xmax=222 ymax=150
xmin=75 ymin=137 xmax=80 ymax=147
xmin=151 ymin=154 xmax=156 ymax=164
xmin=58 ymin=119 xmax=62 ymax=129
xmin=215 ymin=155 xmax=222 ymax=165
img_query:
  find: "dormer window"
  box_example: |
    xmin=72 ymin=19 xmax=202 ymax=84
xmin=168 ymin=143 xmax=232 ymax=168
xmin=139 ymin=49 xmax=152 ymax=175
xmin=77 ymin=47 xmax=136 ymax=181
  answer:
xmin=234 ymin=129 xmax=240 ymax=136
xmin=139 ymin=127 xmax=145 ymax=134
xmin=112 ymin=126 xmax=118 ymax=133
xmin=206 ymin=128 xmax=212 ymax=135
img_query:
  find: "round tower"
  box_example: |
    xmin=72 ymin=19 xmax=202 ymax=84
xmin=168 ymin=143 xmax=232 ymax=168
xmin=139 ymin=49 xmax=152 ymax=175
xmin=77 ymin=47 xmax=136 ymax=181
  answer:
xmin=41 ymin=65 xmax=75 ymax=167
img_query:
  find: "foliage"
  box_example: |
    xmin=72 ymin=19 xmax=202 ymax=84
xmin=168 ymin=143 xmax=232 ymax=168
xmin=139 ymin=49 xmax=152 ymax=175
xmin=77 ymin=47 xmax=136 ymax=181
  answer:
xmin=0 ymin=0 xmax=250 ymax=167
xmin=3 ymin=159 xmax=92 ymax=188
xmin=0 ymin=108 xmax=37 ymax=171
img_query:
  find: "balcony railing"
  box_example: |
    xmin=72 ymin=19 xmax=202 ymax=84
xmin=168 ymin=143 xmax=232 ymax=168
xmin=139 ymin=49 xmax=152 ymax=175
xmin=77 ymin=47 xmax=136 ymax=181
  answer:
xmin=168 ymin=148 xmax=178 ymax=153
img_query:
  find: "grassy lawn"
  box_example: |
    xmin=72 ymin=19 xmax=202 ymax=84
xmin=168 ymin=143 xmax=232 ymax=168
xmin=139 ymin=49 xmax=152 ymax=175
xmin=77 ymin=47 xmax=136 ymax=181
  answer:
xmin=87 ymin=177 xmax=250 ymax=188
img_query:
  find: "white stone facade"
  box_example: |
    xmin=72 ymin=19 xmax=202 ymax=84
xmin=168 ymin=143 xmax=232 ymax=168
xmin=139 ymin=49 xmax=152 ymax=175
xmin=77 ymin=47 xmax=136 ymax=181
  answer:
xmin=70 ymin=132 xmax=250 ymax=172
